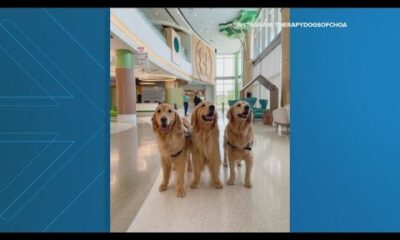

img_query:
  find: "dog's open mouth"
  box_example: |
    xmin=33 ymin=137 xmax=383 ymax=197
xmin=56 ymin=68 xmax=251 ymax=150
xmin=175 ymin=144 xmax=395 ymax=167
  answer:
xmin=202 ymin=114 xmax=215 ymax=122
xmin=237 ymin=112 xmax=249 ymax=119
xmin=160 ymin=124 xmax=170 ymax=133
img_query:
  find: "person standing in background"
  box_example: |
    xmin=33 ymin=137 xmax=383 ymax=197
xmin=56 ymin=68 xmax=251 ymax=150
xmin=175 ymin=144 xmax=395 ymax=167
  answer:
xmin=182 ymin=92 xmax=189 ymax=116
xmin=193 ymin=91 xmax=203 ymax=107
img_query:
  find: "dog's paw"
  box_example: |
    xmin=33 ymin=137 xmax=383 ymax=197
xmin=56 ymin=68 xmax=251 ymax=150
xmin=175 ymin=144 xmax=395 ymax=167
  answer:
xmin=244 ymin=181 xmax=253 ymax=188
xmin=176 ymin=188 xmax=186 ymax=198
xmin=190 ymin=182 xmax=200 ymax=189
xmin=213 ymin=181 xmax=224 ymax=189
xmin=227 ymin=179 xmax=235 ymax=185
xmin=159 ymin=184 xmax=168 ymax=191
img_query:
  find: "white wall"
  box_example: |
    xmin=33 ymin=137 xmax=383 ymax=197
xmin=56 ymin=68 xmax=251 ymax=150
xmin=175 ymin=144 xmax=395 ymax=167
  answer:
xmin=250 ymin=43 xmax=282 ymax=108
xmin=111 ymin=8 xmax=192 ymax=82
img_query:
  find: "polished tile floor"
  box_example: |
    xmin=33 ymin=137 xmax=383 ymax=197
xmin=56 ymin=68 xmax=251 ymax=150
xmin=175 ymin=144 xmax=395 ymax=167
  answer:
xmin=111 ymin=111 xmax=289 ymax=232
xmin=111 ymin=115 xmax=161 ymax=232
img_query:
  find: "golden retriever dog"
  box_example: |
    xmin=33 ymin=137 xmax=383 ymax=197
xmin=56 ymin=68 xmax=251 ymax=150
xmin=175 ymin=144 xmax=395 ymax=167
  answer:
xmin=190 ymin=101 xmax=223 ymax=189
xmin=152 ymin=103 xmax=191 ymax=198
xmin=223 ymin=101 xmax=254 ymax=188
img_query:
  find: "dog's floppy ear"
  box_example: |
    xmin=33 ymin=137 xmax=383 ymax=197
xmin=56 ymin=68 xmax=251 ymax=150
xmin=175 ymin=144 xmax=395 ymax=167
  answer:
xmin=151 ymin=113 xmax=158 ymax=132
xmin=246 ymin=109 xmax=254 ymax=124
xmin=227 ymin=107 xmax=234 ymax=123
xmin=191 ymin=107 xmax=198 ymax=126
xmin=172 ymin=111 xmax=182 ymax=131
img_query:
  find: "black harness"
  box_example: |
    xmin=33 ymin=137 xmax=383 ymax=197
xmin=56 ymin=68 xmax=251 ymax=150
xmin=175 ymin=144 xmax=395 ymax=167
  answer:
xmin=227 ymin=140 xmax=253 ymax=151
xmin=170 ymin=130 xmax=191 ymax=158
xmin=170 ymin=149 xmax=184 ymax=158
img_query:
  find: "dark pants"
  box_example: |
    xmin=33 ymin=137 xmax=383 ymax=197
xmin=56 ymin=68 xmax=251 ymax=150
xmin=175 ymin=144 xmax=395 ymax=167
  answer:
xmin=184 ymin=102 xmax=189 ymax=116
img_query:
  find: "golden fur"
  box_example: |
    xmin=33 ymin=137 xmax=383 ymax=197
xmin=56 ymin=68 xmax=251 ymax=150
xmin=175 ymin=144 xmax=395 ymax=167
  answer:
xmin=189 ymin=101 xmax=223 ymax=189
xmin=223 ymin=101 xmax=254 ymax=188
xmin=152 ymin=103 xmax=191 ymax=197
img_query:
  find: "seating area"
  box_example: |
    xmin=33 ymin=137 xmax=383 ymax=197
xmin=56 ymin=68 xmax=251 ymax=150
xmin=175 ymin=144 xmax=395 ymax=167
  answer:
xmin=272 ymin=105 xmax=290 ymax=134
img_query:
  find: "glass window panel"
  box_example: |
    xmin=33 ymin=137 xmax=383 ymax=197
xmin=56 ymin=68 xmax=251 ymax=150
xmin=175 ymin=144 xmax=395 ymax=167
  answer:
xmin=223 ymin=57 xmax=235 ymax=77
xmin=216 ymin=58 xmax=224 ymax=77
xmin=270 ymin=8 xmax=275 ymax=41
xmin=277 ymin=8 xmax=282 ymax=33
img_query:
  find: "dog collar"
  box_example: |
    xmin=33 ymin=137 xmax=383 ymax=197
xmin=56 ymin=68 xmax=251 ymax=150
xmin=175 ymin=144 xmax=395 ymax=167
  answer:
xmin=171 ymin=149 xmax=184 ymax=158
xmin=227 ymin=141 xmax=253 ymax=151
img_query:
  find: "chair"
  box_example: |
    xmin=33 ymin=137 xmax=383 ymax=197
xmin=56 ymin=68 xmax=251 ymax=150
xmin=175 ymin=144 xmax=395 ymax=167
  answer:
xmin=272 ymin=105 xmax=290 ymax=134
xmin=110 ymin=106 xmax=118 ymax=117
xmin=254 ymin=99 xmax=268 ymax=119
xmin=228 ymin=100 xmax=239 ymax=107
xmin=244 ymin=97 xmax=257 ymax=109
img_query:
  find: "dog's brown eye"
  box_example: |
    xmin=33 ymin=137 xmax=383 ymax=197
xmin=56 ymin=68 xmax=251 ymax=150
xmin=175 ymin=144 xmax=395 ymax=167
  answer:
xmin=168 ymin=109 xmax=172 ymax=113
xmin=237 ymin=104 xmax=241 ymax=107
xmin=157 ymin=109 xmax=161 ymax=113
xmin=201 ymin=104 xmax=205 ymax=107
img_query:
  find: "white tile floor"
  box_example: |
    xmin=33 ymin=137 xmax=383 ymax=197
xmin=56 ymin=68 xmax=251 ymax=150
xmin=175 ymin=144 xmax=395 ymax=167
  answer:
xmin=113 ymin=113 xmax=290 ymax=232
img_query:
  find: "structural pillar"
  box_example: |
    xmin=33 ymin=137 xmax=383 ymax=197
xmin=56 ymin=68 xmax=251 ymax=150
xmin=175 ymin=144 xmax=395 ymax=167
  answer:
xmin=281 ymin=8 xmax=290 ymax=106
xmin=234 ymin=52 xmax=240 ymax=100
xmin=115 ymin=49 xmax=136 ymax=114
xmin=241 ymin=30 xmax=253 ymax=98
xmin=165 ymin=81 xmax=183 ymax=108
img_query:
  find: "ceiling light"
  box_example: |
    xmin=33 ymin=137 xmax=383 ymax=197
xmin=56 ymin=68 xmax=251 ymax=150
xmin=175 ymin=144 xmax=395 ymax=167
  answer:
xmin=193 ymin=13 xmax=197 ymax=17
xmin=139 ymin=82 xmax=156 ymax=85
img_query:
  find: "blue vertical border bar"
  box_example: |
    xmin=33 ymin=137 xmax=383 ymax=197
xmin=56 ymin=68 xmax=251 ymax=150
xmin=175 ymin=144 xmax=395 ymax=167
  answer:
xmin=291 ymin=8 xmax=400 ymax=232
xmin=104 ymin=8 xmax=110 ymax=233
xmin=0 ymin=9 xmax=110 ymax=232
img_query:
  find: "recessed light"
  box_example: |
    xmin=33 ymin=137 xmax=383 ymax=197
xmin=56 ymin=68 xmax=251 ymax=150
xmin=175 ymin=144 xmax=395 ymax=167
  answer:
xmin=193 ymin=13 xmax=197 ymax=17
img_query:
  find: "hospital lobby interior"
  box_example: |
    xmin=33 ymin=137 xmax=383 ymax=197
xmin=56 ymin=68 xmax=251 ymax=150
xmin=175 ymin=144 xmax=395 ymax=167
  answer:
xmin=110 ymin=8 xmax=290 ymax=232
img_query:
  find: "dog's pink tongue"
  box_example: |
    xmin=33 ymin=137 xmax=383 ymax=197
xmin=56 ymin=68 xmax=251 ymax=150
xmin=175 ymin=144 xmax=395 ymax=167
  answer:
xmin=161 ymin=125 xmax=168 ymax=132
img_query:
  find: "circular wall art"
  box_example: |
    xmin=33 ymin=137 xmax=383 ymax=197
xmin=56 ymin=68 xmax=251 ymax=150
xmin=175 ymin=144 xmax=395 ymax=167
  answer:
xmin=174 ymin=37 xmax=180 ymax=53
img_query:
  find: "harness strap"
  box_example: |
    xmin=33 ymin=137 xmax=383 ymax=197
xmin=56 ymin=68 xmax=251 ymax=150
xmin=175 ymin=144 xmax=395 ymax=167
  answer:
xmin=227 ymin=140 xmax=253 ymax=151
xmin=170 ymin=149 xmax=184 ymax=158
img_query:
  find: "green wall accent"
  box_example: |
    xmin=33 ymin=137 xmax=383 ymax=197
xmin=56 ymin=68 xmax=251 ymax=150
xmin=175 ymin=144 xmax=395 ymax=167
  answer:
xmin=116 ymin=49 xmax=134 ymax=69
xmin=234 ymin=52 xmax=240 ymax=100
xmin=173 ymin=37 xmax=180 ymax=53
xmin=110 ymin=86 xmax=117 ymax=110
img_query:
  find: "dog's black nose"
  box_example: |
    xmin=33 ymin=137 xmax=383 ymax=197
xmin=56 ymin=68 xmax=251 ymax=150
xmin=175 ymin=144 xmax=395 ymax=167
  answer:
xmin=161 ymin=117 xmax=167 ymax=123
xmin=209 ymin=105 xmax=215 ymax=112
xmin=244 ymin=105 xmax=250 ymax=111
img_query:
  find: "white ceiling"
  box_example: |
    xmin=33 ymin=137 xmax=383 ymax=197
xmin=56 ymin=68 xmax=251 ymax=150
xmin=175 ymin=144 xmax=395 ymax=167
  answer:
xmin=179 ymin=8 xmax=260 ymax=54
xmin=140 ymin=8 xmax=192 ymax=33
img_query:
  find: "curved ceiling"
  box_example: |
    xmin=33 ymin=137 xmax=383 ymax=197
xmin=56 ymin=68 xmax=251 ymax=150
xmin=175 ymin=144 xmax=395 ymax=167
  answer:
xmin=139 ymin=8 xmax=260 ymax=54
xmin=179 ymin=8 xmax=260 ymax=54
